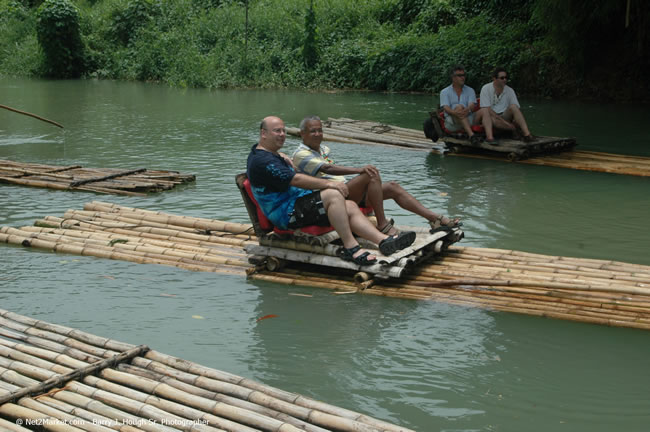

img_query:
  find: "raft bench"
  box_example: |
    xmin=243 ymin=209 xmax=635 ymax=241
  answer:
xmin=236 ymin=172 xmax=464 ymax=280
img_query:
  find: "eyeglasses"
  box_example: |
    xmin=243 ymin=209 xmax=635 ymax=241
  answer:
xmin=264 ymin=127 xmax=286 ymax=134
xmin=497 ymin=76 xmax=508 ymax=80
xmin=454 ymin=73 xmax=466 ymax=77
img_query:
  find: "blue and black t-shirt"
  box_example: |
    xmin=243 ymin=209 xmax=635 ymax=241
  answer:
xmin=246 ymin=144 xmax=311 ymax=229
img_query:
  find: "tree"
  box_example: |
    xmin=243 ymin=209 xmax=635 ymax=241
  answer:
xmin=302 ymin=0 xmax=319 ymax=68
xmin=36 ymin=0 xmax=85 ymax=78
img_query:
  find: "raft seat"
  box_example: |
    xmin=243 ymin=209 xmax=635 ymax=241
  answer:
xmin=242 ymin=177 xmax=335 ymax=236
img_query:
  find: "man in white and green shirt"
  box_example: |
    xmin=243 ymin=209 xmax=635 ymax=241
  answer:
xmin=292 ymin=116 xmax=461 ymax=232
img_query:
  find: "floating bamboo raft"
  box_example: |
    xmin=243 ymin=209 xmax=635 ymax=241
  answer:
xmin=0 ymin=160 xmax=196 ymax=196
xmin=2 ymin=201 xmax=650 ymax=331
xmin=286 ymin=118 xmax=650 ymax=177
xmin=0 ymin=308 xmax=414 ymax=432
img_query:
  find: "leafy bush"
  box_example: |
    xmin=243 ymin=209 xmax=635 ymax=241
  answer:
xmin=109 ymin=0 xmax=160 ymax=45
xmin=0 ymin=0 xmax=41 ymax=75
xmin=36 ymin=0 xmax=86 ymax=77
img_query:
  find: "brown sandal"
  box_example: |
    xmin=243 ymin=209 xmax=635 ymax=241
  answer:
xmin=429 ymin=215 xmax=462 ymax=230
xmin=378 ymin=218 xmax=399 ymax=235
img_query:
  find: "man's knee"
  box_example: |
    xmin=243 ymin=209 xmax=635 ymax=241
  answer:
xmin=320 ymin=188 xmax=344 ymax=206
xmin=383 ymin=181 xmax=404 ymax=198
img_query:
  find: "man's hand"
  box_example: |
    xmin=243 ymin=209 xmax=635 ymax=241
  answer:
xmin=328 ymin=181 xmax=349 ymax=198
xmin=453 ymin=105 xmax=470 ymax=119
xmin=361 ymin=165 xmax=379 ymax=177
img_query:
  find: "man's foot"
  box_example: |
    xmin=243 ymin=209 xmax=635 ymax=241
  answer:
xmin=378 ymin=231 xmax=416 ymax=255
xmin=470 ymin=135 xmax=482 ymax=146
xmin=430 ymin=216 xmax=462 ymax=231
xmin=522 ymin=134 xmax=535 ymax=143
xmin=485 ymin=138 xmax=499 ymax=146
xmin=339 ymin=245 xmax=377 ymax=266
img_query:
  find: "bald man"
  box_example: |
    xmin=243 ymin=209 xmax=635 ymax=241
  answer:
xmin=246 ymin=116 xmax=416 ymax=265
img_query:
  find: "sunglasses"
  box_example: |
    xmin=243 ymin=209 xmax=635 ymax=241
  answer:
xmin=454 ymin=73 xmax=466 ymax=77
xmin=497 ymin=76 xmax=508 ymax=80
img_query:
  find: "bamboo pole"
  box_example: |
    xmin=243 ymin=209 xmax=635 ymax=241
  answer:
xmin=0 ymin=417 xmax=31 ymax=432
xmin=0 ymin=104 xmax=64 ymax=128
xmin=0 ymin=345 xmax=149 ymax=406
xmin=0 ymin=403 xmax=85 ymax=432
xmin=117 ymin=363 xmax=330 ymax=432
xmin=137 ymin=352 xmax=414 ymax=432
xmin=82 ymin=202 xmax=251 ymax=235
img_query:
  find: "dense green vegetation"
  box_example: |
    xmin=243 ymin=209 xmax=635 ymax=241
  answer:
xmin=1 ymin=0 xmax=648 ymax=100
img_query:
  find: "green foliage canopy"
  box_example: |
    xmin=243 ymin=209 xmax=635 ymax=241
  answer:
xmin=1 ymin=0 xmax=647 ymax=99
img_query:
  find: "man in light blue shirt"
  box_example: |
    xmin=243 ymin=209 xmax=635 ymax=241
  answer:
xmin=440 ymin=65 xmax=481 ymax=144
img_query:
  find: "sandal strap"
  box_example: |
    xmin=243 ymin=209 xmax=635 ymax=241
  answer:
xmin=379 ymin=218 xmax=396 ymax=234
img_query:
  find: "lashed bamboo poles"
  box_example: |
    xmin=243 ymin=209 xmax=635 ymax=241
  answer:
xmin=0 ymin=309 xmax=416 ymax=432
xmin=286 ymin=118 xmax=650 ymax=177
xmin=3 ymin=202 xmax=650 ymax=330
xmin=0 ymin=160 xmax=195 ymax=195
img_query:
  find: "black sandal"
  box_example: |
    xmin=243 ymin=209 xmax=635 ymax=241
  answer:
xmin=339 ymin=245 xmax=377 ymax=266
xmin=378 ymin=231 xmax=416 ymax=256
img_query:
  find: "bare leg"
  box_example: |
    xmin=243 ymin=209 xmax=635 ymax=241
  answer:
xmin=503 ymin=104 xmax=531 ymax=136
xmin=344 ymin=200 xmax=387 ymax=245
xmin=491 ymin=110 xmax=515 ymax=131
xmin=346 ymin=172 xmax=394 ymax=234
xmin=382 ymin=181 xmax=443 ymax=224
xmin=477 ymin=108 xmax=495 ymax=140
xmin=452 ymin=105 xmax=475 ymax=137
xmin=320 ymin=189 xmax=386 ymax=258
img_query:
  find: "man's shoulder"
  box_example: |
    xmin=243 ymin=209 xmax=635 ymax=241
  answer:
xmin=291 ymin=143 xmax=310 ymax=157
xmin=440 ymin=84 xmax=454 ymax=95
xmin=463 ymin=85 xmax=476 ymax=95
xmin=480 ymin=82 xmax=493 ymax=92
xmin=292 ymin=144 xmax=318 ymax=161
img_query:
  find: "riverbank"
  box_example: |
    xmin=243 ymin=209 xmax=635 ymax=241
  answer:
xmin=2 ymin=0 xmax=648 ymax=101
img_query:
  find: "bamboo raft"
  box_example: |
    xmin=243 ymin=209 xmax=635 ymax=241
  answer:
xmin=235 ymin=172 xmax=464 ymax=280
xmin=286 ymin=118 xmax=650 ymax=177
xmin=0 ymin=160 xmax=196 ymax=196
xmin=0 ymin=308 xmax=414 ymax=432
xmin=2 ymin=201 xmax=650 ymax=331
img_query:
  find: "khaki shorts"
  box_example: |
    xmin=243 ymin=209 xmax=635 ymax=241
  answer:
xmin=444 ymin=113 xmax=475 ymax=131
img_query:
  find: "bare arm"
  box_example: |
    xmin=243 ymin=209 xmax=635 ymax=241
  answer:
xmin=320 ymin=163 xmax=379 ymax=177
xmin=290 ymin=173 xmax=349 ymax=197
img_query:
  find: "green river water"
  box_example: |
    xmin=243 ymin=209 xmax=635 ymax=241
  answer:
xmin=1 ymin=77 xmax=649 ymax=431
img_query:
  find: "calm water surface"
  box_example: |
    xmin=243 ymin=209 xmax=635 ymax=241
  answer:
xmin=1 ymin=77 xmax=650 ymax=431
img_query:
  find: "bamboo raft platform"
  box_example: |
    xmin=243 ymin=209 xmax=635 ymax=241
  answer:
xmin=286 ymin=118 xmax=650 ymax=177
xmin=2 ymin=201 xmax=650 ymax=331
xmin=0 ymin=309 xmax=414 ymax=432
xmin=0 ymin=160 xmax=196 ymax=196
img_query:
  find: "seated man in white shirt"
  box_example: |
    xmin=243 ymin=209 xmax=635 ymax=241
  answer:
xmin=478 ymin=67 xmax=534 ymax=144
xmin=292 ymin=116 xmax=461 ymax=233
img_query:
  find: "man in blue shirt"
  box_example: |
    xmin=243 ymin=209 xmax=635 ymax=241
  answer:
xmin=440 ymin=65 xmax=481 ymax=145
xmin=246 ymin=116 xmax=416 ymax=266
